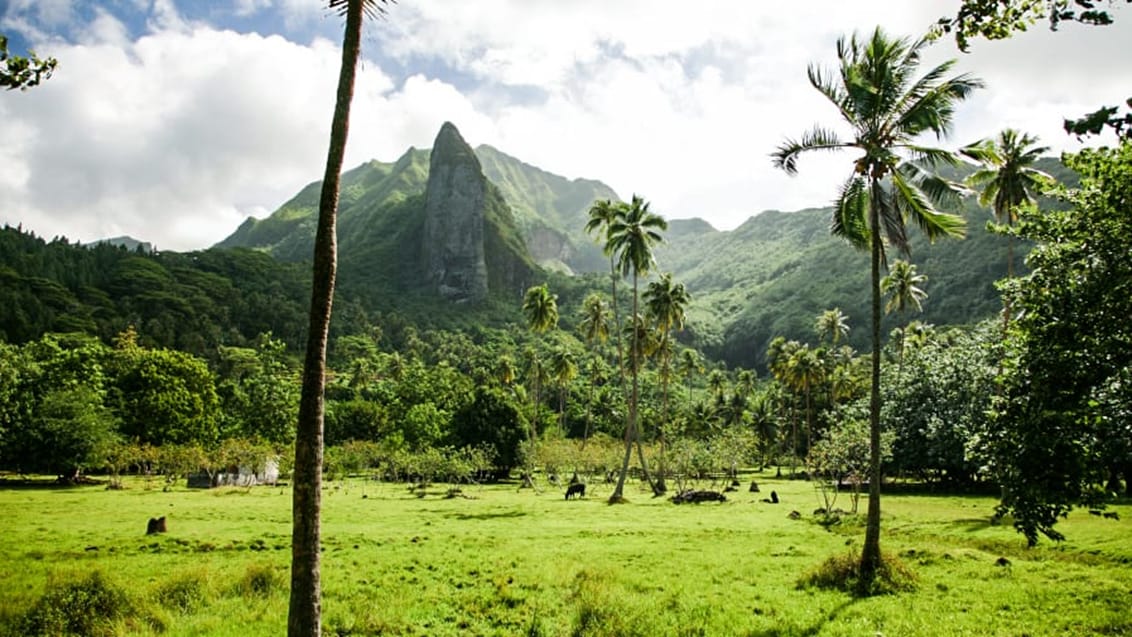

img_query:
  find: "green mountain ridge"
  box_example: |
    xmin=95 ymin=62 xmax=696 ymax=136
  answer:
xmin=5 ymin=123 xmax=1076 ymax=374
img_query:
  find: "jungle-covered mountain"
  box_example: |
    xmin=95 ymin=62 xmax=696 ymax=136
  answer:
xmin=1 ymin=118 xmax=1074 ymax=371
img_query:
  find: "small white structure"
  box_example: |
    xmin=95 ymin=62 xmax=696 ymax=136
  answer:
xmin=187 ymin=458 xmax=279 ymax=488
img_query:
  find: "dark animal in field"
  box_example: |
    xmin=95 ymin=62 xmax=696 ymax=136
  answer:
xmin=1089 ymin=509 xmax=1103 ymax=516
xmin=760 ymin=490 xmax=779 ymax=504
xmin=731 ymin=479 xmax=741 ymax=487
xmin=724 ymin=485 xmax=738 ymax=493
xmin=749 ymin=481 xmax=760 ymax=493
xmin=671 ymin=490 xmax=726 ymax=504
xmin=146 ymin=516 xmax=167 ymax=535
xmin=788 ymin=510 xmax=801 ymax=520
xmin=995 ymin=557 xmax=1011 ymax=567
xmin=1103 ymin=511 xmax=1120 ymax=520
xmin=565 ymin=483 xmax=586 ymax=500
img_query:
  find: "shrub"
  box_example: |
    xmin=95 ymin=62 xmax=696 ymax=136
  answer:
xmin=155 ymin=570 xmax=211 ymax=613
xmin=21 ymin=571 xmax=133 ymax=637
xmin=235 ymin=563 xmax=284 ymax=598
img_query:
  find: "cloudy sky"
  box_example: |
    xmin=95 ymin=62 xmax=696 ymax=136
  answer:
xmin=2 ymin=1 xmax=1129 ymax=252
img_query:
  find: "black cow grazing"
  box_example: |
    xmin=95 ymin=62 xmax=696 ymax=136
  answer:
xmin=760 ymin=490 xmax=779 ymax=504
xmin=749 ymin=480 xmax=760 ymax=493
xmin=565 ymin=483 xmax=586 ymax=500
xmin=146 ymin=516 xmax=167 ymax=535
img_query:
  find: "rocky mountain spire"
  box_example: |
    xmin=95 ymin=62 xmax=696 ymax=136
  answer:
xmin=422 ymin=122 xmax=489 ymax=302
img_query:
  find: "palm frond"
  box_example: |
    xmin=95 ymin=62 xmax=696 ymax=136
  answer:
xmin=771 ymin=126 xmax=847 ymax=175
xmin=896 ymin=73 xmax=984 ymax=139
xmin=329 ymin=0 xmax=392 ymax=20
xmin=891 ymin=170 xmax=967 ymax=244
xmin=898 ymin=161 xmax=968 ymax=204
xmin=877 ymin=182 xmax=911 ymax=258
xmin=832 ymin=175 xmax=870 ymax=250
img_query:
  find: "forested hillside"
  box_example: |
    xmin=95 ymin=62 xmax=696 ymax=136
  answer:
xmin=0 ymin=227 xmax=314 ymax=355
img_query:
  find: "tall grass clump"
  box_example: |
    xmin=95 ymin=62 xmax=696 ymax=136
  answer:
xmin=154 ymin=569 xmax=212 ymax=614
xmin=234 ymin=563 xmax=285 ymax=599
xmin=19 ymin=571 xmax=138 ymax=637
xmin=798 ymin=549 xmax=918 ymax=596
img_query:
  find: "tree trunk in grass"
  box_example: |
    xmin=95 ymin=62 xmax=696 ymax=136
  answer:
xmin=288 ymin=1 xmax=364 ymax=634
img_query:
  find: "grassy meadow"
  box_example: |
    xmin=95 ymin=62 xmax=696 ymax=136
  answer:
xmin=0 ymin=473 xmax=1129 ymax=636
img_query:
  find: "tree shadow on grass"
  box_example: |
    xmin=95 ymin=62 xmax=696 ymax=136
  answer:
xmin=748 ymin=598 xmax=858 ymax=637
xmin=945 ymin=517 xmax=999 ymax=532
xmin=443 ymin=510 xmax=528 ymax=521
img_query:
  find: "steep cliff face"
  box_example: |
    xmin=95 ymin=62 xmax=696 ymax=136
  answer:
xmin=421 ymin=122 xmax=490 ymax=302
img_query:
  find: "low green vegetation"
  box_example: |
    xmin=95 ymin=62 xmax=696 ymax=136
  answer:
xmin=0 ymin=474 xmax=1127 ymax=636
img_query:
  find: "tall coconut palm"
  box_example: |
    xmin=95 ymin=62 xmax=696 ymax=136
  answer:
xmin=585 ymin=199 xmax=629 ymax=385
xmin=496 ymin=355 xmax=516 ymax=389
xmin=522 ymin=283 xmax=559 ymax=439
xmin=644 ymin=272 xmax=690 ymax=494
xmin=678 ymin=349 xmax=703 ymax=404
xmin=549 ymin=346 xmax=577 ymax=436
xmin=816 ymin=308 xmax=851 ymax=346
xmin=881 ymin=259 xmax=928 ymax=316
xmin=578 ymin=293 xmax=611 ymax=449
xmin=881 ymin=259 xmax=928 ymax=371
xmin=735 ymin=369 xmax=757 ymax=399
xmin=772 ymin=27 xmax=979 ymax=586
xmin=605 ymin=195 xmax=667 ymax=502
xmin=767 ymin=337 xmax=802 ymax=473
xmin=785 ymin=344 xmax=824 ymax=454
xmin=644 ymin=273 xmax=690 ymax=431
xmin=290 ymin=1 xmax=388 ymax=634
xmin=961 ymin=129 xmax=1052 ymax=279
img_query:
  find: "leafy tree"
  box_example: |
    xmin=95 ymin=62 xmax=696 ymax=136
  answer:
xmin=883 ymin=323 xmax=994 ymax=486
xmin=325 ymin=399 xmax=389 ymax=446
xmin=450 ymin=386 xmax=529 ymax=476
xmin=939 ymin=1 xmax=1131 ymax=141
xmin=773 ymin=27 xmax=979 ymax=586
xmin=291 ymin=1 xmax=391 ymax=634
xmin=937 ymin=0 xmax=1129 ymax=51
xmin=988 ymin=142 xmax=1132 ymax=545
xmin=605 ymin=195 xmax=667 ymax=501
xmin=6 ymin=386 xmax=118 ymax=479
xmin=0 ymin=34 xmax=57 ymax=90
xmin=809 ymin=409 xmax=893 ymax=514
xmin=107 ymin=339 xmax=220 ymax=446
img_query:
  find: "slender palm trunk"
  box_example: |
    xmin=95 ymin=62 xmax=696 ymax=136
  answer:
xmin=613 ymin=272 xmax=648 ymax=500
xmin=558 ymin=384 xmax=566 ymax=435
xmin=581 ymin=363 xmax=595 ymax=451
xmin=532 ymin=371 xmax=541 ymax=441
xmin=628 ymin=273 xmax=657 ymax=494
xmin=860 ymin=181 xmax=884 ymax=586
xmin=288 ymin=2 xmax=361 ymax=634
xmin=804 ymin=381 xmax=813 ymax=454
xmin=656 ymin=334 xmax=670 ymax=494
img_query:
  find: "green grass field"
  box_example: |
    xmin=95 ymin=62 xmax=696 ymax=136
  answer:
xmin=1 ymin=473 xmax=1129 ymax=636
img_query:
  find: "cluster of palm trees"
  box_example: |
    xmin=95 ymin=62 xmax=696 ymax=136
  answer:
xmin=523 ymin=195 xmax=688 ymax=501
